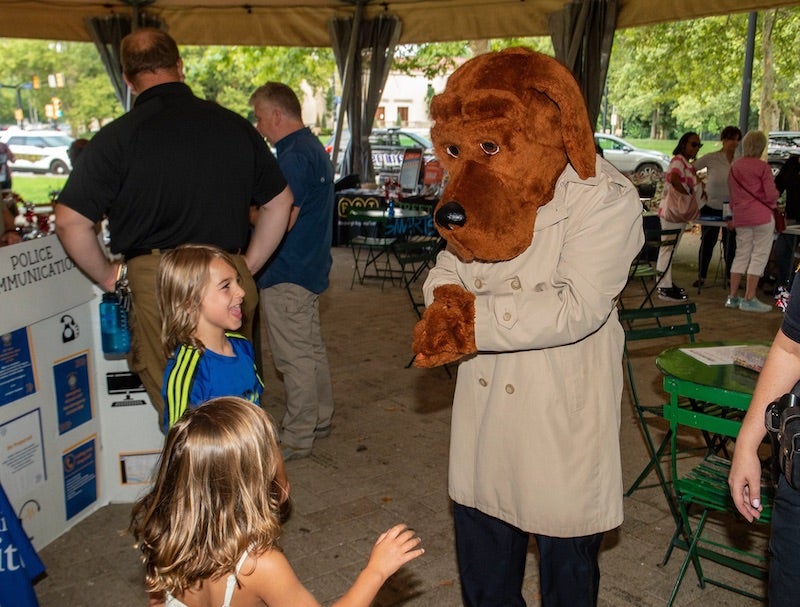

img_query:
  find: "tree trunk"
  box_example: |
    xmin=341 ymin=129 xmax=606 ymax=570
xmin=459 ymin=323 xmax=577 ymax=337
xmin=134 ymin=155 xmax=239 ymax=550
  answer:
xmin=650 ymin=107 xmax=658 ymax=139
xmin=759 ymin=9 xmax=779 ymax=139
xmin=468 ymin=40 xmax=490 ymax=57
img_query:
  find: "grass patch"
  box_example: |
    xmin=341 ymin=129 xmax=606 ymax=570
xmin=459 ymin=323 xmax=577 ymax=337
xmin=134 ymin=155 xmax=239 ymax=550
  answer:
xmin=9 ymin=174 xmax=68 ymax=205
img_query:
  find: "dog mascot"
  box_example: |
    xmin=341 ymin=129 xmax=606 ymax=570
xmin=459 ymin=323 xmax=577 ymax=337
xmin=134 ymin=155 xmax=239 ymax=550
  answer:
xmin=413 ymin=48 xmax=644 ymax=606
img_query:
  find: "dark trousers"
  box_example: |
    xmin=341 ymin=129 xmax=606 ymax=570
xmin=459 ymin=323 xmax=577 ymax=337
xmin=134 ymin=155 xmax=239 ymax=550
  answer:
xmin=453 ymin=503 xmax=604 ymax=607
xmin=774 ymin=231 xmax=797 ymax=289
xmin=769 ymin=476 xmax=800 ymax=606
xmin=698 ymin=206 xmax=735 ymax=279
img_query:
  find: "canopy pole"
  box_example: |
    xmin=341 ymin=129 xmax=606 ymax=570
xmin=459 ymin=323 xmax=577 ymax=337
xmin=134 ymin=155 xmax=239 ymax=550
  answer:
xmin=331 ymin=0 xmax=365 ymax=173
xmin=738 ymin=11 xmax=757 ymax=136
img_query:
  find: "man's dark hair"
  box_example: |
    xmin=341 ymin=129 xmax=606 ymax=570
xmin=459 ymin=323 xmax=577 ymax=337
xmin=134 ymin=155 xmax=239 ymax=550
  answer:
xmin=720 ymin=126 xmax=742 ymax=141
xmin=121 ymin=28 xmax=180 ymax=79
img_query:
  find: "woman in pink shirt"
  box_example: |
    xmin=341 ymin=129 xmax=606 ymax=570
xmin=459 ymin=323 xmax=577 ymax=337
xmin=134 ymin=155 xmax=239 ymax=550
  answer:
xmin=726 ymin=130 xmax=780 ymax=312
xmin=656 ymin=132 xmax=702 ymax=301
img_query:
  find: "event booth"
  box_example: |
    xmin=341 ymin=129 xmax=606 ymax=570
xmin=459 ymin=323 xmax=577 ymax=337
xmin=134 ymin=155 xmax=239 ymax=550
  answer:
xmin=0 ymin=235 xmax=163 ymax=551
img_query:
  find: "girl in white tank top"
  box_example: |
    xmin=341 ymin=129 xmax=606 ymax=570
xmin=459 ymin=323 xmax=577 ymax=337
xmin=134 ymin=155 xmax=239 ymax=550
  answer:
xmin=131 ymin=397 xmax=424 ymax=607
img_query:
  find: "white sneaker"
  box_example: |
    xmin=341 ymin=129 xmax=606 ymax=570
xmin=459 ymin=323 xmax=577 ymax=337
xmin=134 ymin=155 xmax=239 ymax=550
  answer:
xmin=739 ymin=298 xmax=772 ymax=313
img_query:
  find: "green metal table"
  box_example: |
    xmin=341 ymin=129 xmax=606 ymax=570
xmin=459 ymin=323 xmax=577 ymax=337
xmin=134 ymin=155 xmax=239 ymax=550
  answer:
xmin=656 ymin=340 xmax=770 ymax=416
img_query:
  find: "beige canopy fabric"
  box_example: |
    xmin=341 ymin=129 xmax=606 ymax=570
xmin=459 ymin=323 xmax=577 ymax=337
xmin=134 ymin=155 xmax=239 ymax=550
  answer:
xmin=2 ymin=0 xmax=800 ymax=46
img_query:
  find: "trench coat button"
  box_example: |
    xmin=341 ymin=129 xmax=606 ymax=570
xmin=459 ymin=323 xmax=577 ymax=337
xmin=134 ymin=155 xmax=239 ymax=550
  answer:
xmin=505 ymin=384 xmax=514 ymax=394
xmin=474 ymin=278 xmax=483 ymax=289
xmin=503 ymin=312 xmax=512 ymax=321
xmin=510 ymin=277 xmax=521 ymax=290
xmin=479 ymin=378 xmax=488 ymax=387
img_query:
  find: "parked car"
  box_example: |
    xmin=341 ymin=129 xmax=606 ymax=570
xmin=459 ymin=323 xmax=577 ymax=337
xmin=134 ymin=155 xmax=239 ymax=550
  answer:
xmin=326 ymin=127 xmax=434 ymax=175
xmin=594 ymin=133 xmax=670 ymax=197
xmin=0 ymin=129 xmax=73 ymax=175
xmin=768 ymin=131 xmax=800 ymax=176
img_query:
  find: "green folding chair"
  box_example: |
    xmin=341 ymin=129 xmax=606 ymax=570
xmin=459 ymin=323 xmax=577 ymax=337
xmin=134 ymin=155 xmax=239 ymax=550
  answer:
xmin=619 ymin=304 xmax=699 ymax=521
xmin=662 ymin=378 xmax=773 ymax=605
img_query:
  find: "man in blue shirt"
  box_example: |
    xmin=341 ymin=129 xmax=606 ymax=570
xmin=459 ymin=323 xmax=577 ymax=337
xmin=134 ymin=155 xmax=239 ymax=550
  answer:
xmin=250 ymin=82 xmax=335 ymax=460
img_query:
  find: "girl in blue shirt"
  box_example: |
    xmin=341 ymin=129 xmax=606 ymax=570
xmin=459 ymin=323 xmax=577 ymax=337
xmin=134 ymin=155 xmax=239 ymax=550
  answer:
xmin=158 ymin=244 xmax=263 ymax=432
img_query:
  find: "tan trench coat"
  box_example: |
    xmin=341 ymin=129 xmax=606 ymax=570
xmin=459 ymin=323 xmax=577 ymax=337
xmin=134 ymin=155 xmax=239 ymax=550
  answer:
xmin=423 ymin=158 xmax=644 ymax=537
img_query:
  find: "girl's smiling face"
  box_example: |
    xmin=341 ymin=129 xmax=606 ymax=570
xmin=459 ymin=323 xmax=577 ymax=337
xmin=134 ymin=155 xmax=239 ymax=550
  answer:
xmin=196 ymin=258 xmax=245 ymax=336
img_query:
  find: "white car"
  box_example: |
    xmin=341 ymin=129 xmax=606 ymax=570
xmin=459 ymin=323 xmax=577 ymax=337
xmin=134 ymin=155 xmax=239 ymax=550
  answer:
xmin=0 ymin=129 xmax=73 ymax=175
xmin=594 ymin=133 xmax=670 ymax=196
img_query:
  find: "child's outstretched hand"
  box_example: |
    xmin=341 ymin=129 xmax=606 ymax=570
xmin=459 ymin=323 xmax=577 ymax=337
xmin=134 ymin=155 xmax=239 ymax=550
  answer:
xmin=365 ymin=524 xmax=424 ymax=581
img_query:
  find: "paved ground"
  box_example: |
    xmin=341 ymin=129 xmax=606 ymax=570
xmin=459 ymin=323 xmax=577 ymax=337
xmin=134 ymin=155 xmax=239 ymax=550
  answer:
xmin=34 ymin=227 xmax=783 ymax=606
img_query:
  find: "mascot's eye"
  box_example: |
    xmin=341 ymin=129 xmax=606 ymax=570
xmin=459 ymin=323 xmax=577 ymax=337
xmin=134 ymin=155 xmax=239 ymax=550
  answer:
xmin=446 ymin=144 xmax=460 ymax=158
xmin=480 ymin=141 xmax=500 ymax=156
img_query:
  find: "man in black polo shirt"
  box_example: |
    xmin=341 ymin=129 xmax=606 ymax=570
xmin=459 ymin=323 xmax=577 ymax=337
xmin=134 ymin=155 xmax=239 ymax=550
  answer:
xmin=55 ymin=28 xmax=293 ymax=421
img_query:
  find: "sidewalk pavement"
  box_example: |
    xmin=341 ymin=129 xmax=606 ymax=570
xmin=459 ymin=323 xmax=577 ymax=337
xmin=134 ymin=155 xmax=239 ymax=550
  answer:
xmin=35 ymin=227 xmax=784 ymax=606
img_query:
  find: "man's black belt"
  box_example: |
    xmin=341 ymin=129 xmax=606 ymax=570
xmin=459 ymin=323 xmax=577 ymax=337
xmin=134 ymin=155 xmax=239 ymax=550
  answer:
xmin=125 ymin=247 xmax=243 ymax=261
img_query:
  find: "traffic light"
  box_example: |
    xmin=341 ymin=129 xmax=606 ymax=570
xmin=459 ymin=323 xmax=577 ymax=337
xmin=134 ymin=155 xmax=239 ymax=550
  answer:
xmin=52 ymin=97 xmax=62 ymax=117
xmin=32 ymin=75 xmax=40 ymax=89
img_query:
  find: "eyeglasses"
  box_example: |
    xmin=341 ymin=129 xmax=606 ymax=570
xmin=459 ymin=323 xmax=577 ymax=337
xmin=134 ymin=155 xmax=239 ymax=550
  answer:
xmin=689 ymin=142 xmax=703 ymax=149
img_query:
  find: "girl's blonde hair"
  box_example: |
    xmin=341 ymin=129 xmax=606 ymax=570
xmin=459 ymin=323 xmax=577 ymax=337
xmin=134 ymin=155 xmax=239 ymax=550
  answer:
xmin=129 ymin=397 xmax=283 ymax=596
xmin=156 ymin=244 xmax=239 ymax=356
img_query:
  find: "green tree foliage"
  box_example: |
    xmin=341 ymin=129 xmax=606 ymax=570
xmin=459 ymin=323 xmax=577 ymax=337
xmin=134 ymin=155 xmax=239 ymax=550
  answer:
xmin=0 ymin=39 xmax=336 ymax=132
xmin=0 ymin=39 xmax=118 ymax=133
xmin=392 ymin=37 xmax=552 ymax=80
xmin=606 ymin=8 xmax=800 ymax=138
xmin=181 ymin=45 xmax=335 ymax=117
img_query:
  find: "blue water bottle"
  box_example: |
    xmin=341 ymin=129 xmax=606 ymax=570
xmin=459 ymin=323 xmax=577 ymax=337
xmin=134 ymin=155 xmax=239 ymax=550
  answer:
xmin=99 ymin=292 xmax=130 ymax=355
xmin=387 ymin=198 xmax=395 ymax=218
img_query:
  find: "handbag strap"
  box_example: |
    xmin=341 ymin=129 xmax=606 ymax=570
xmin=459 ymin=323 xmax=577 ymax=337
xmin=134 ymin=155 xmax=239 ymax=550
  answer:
xmin=729 ymin=165 xmax=773 ymax=210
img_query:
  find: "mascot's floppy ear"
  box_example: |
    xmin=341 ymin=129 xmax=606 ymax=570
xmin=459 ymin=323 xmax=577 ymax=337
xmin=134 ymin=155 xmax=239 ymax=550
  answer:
xmin=512 ymin=48 xmax=596 ymax=180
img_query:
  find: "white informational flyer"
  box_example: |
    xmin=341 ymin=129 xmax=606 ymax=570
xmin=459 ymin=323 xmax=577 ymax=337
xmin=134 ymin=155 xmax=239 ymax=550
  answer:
xmin=0 ymin=408 xmax=46 ymax=504
xmin=679 ymin=346 xmax=743 ymax=366
xmin=679 ymin=344 xmax=770 ymax=370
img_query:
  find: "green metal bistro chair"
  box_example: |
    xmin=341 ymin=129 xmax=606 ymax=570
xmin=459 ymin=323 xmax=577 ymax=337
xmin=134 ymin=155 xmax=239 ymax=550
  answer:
xmin=391 ymin=235 xmax=445 ymax=319
xmin=623 ymin=227 xmax=682 ymax=310
xmin=662 ymin=378 xmax=774 ymax=605
xmin=349 ymin=234 xmax=398 ymax=288
xmin=619 ymin=304 xmax=699 ymax=518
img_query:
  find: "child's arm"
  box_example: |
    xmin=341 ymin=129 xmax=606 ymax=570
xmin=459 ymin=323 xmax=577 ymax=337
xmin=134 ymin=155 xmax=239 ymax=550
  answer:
xmin=331 ymin=524 xmax=424 ymax=607
xmin=250 ymin=524 xmax=423 ymax=607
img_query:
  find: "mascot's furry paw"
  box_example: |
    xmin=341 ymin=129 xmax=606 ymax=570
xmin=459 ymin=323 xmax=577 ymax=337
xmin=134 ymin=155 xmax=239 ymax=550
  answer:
xmin=412 ymin=284 xmax=476 ymax=367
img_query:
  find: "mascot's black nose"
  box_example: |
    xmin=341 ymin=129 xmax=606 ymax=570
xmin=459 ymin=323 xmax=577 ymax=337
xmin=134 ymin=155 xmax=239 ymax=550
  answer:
xmin=436 ymin=201 xmax=466 ymax=231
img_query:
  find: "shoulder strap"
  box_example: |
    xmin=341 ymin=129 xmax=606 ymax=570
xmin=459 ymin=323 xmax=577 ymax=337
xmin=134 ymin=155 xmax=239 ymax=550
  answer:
xmin=730 ymin=164 xmax=770 ymax=209
xmin=221 ymin=551 xmax=250 ymax=607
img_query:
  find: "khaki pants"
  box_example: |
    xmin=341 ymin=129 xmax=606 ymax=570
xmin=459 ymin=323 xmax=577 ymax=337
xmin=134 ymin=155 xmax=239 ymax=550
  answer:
xmin=126 ymin=252 xmax=258 ymax=418
xmin=260 ymin=283 xmax=334 ymax=450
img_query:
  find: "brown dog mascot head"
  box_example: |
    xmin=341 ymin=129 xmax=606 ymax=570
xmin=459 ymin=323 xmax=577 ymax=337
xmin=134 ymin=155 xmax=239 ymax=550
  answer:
xmin=430 ymin=47 xmax=596 ymax=263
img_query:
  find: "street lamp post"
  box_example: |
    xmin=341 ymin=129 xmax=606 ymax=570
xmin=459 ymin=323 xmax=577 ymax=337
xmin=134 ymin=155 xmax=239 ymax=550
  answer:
xmin=0 ymin=82 xmax=33 ymax=126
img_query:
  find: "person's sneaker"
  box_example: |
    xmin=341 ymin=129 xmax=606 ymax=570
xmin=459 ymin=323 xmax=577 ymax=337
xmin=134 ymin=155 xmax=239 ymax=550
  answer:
xmin=658 ymin=287 xmax=688 ymax=301
xmin=314 ymin=425 xmax=332 ymax=439
xmin=724 ymin=295 xmax=741 ymax=308
xmin=281 ymin=444 xmax=312 ymax=461
xmin=739 ymin=297 xmax=773 ymax=313
xmin=691 ymin=278 xmax=705 ymax=288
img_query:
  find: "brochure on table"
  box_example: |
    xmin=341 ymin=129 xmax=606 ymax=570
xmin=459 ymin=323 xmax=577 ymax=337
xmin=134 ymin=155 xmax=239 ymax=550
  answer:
xmin=0 ymin=236 xmax=163 ymax=550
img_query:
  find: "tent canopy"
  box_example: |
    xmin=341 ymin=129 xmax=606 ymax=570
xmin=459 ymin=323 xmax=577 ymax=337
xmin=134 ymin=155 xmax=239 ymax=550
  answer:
xmin=3 ymin=0 xmax=799 ymax=46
